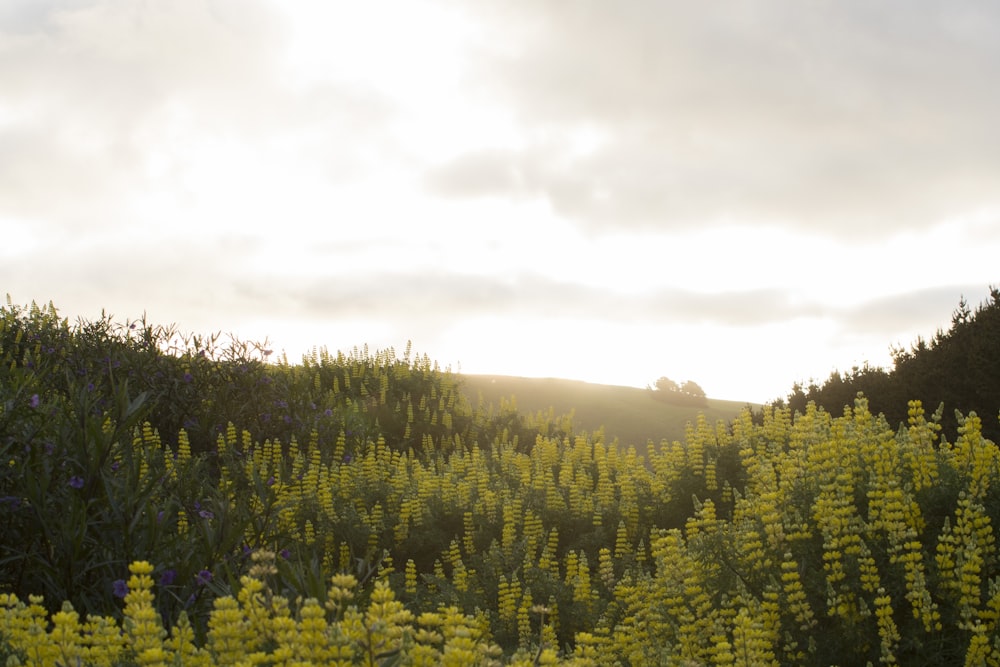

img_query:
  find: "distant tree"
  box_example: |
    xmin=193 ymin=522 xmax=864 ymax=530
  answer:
xmin=654 ymin=376 xmax=680 ymax=393
xmin=781 ymin=287 xmax=1000 ymax=441
xmin=649 ymin=376 xmax=708 ymax=408
xmin=680 ymin=380 xmax=706 ymax=400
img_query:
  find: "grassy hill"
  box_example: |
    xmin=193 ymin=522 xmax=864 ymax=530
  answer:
xmin=458 ymin=374 xmax=756 ymax=451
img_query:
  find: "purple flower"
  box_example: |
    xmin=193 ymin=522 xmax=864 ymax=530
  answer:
xmin=279 ymin=548 xmax=291 ymax=560
xmin=198 ymin=509 xmax=214 ymax=520
xmin=266 ymin=476 xmax=275 ymax=487
xmin=111 ymin=461 xmax=120 ymax=472
xmin=29 ymin=394 xmax=40 ymax=409
xmin=0 ymin=496 xmax=21 ymax=510
xmin=86 ymin=382 xmax=95 ymax=392
xmin=183 ymin=372 xmax=193 ymax=383
xmin=195 ymin=569 xmax=212 ymax=586
xmin=324 ymin=409 xmax=333 ymax=417
xmin=112 ymin=579 xmax=129 ymax=598
xmin=68 ymin=476 xmax=84 ymax=489
xmin=159 ymin=569 xmax=177 ymax=586
xmin=156 ymin=510 xmax=165 ymax=523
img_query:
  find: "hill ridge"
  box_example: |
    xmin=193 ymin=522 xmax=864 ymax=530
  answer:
xmin=458 ymin=372 xmax=754 ymax=450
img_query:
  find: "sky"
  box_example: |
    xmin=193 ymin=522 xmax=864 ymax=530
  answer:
xmin=2 ymin=1 xmax=999 ymax=403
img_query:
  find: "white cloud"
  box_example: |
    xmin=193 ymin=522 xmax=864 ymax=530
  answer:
xmin=426 ymin=1 xmax=1000 ymax=236
xmin=2 ymin=1 xmax=999 ymax=403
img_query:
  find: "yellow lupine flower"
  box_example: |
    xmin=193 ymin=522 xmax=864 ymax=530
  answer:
xmin=405 ymin=558 xmax=419 ymax=595
xmin=83 ymin=613 xmax=127 ymax=667
xmin=296 ymin=597 xmax=333 ymax=663
xmin=123 ymin=561 xmax=166 ymax=661
xmin=50 ymin=601 xmax=84 ymax=667
xmin=164 ymin=612 xmax=210 ymax=667
xmin=964 ymin=623 xmax=994 ymax=667
xmin=207 ymin=596 xmax=247 ymax=664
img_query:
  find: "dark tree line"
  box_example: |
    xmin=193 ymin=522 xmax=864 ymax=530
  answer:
xmin=780 ymin=286 xmax=1000 ymax=442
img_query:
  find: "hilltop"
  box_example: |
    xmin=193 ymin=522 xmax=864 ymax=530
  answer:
xmin=459 ymin=374 xmax=755 ymax=450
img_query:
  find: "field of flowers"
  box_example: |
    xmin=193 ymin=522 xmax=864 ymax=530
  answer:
xmin=3 ymin=299 xmax=1000 ymax=665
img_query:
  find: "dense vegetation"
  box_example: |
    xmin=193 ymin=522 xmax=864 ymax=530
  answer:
xmin=3 ymin=296 xmax=1000 ymax=665
xmin=782 ymin=287 xmax=1000 ymax=443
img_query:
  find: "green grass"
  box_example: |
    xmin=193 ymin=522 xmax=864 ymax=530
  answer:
xmin=458 ymin=374 xmax=756 ymax=454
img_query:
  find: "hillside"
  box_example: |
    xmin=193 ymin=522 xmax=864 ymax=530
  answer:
xmin=459 ymin=374 xmax=755 ymax=450
xmin=7 ymin=299 xmax=1000 ymax=663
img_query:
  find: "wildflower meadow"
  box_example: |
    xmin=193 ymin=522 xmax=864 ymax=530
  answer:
xmin=3 ymin=298 xmax=1000 ymax=665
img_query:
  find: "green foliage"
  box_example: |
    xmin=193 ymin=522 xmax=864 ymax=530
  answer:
xmin=6 ymin=296 xmax=1000 ymax=664
xmin=785 ymin=286 xmax=1000 ymax=442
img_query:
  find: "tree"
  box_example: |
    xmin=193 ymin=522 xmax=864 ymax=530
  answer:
xmin=649 ymin=376 xmax=708 ymax=408
xmin=680 ymin=380 xmax=706 ymax=400
xmin=654 ymin=376 xmax=680 ymax=393
xmin=782 ymin=287 xmax=1000 ymax=441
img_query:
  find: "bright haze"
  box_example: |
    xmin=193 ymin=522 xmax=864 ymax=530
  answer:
xmin=2 ymin=1 xmax=999 ymax=403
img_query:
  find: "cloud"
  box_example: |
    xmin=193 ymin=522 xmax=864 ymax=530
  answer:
xmin=0 ymin=0 xmax=400 ymax=234
xmin=250 ymin=271 xmax=822 ymax=329
xmin=428 ymin=1 xmax=1000 ymax=236
xmin=837 ymin=284 xmax=994 ymax=341
xmin=261 ymin=271 xmax=988 ymax=352
xmin=8 ymin=1 xmax=999 ymax=242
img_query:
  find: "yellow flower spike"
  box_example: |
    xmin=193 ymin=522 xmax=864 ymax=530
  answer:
xmin=873 ymin=589 xmax=900 ymax=664
xmin=405 ymin=559 xmax=418 ymax=595
xmin=236 ymin=576 xmax=268 ymax=654
xmin=571 ymin=631 xmax=606 ymax=667
xmin=207 ymin=596 xmax=247 ymax=665
xmin=964 ymin=623 xmax=992 ymax=667
xmin=165 ymin=611 xmax=209 ymax=667
xmin=123 ymin=561 xmax=166 ymax=661
xmin=177 ymin=428 xmax=191 ymax=464
xmin=82 ymin=614 xmax=127 ymax=667
xmin=296 ymin=598 xmax=332 ymax=663
xmin=129 ymin=560 xmax=155 ymax=578
xmin=50 ymin=601 xmax=84 ymax=667
xmin=136 ymin=646 xmax=170 ymax=667
xmin=328 ymin=573 xmax=358 ymax=599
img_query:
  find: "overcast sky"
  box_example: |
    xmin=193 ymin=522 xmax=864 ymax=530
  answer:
xmin=2 ymin=1 xmax=999 ymax=403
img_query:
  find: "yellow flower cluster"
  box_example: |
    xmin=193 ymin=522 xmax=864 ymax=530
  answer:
xmin=9 ymin=374 xmax=1000 ymax=665
xmin=0 ymin=564 xmax=515 ymax=667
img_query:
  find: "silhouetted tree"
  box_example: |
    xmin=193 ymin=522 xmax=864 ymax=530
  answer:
xmin=680 ymin=380 xmax=706 ymax=400
xmin=782 ymin=287 xmax=1000 ymax=442
xmin=649 ymin=376 xmax=708 ymax=407
xmin=654 ymin=376 xmax=680 ymax=393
